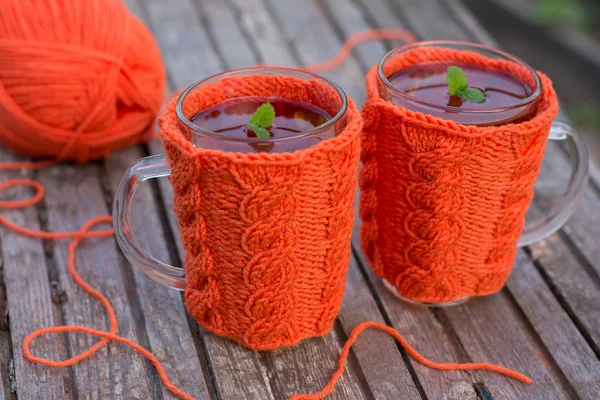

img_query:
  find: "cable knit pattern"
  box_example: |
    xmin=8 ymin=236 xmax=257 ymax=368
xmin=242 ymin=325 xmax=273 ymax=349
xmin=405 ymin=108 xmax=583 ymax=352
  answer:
xmin=159 ymin=75 xmax=361 ymax=350
xmin=360 ymin=48 xmax=559 ymax=303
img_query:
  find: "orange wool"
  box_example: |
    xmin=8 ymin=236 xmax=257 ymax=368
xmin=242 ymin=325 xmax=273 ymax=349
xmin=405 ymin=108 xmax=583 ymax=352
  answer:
xmin=360 ymin=47 xmax=559 ymax=303
xmin=0 ymin=0 xmax=165 ymax=162
xmin=159 ymin=75 xmax=361 ymax=349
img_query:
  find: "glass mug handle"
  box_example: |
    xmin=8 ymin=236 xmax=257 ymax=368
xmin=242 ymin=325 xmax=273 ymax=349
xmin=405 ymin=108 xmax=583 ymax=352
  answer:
xmin=113 ymin=154 xmax=187 ymax=290
xmin=518 ymin=121 xmax=589 ymax=247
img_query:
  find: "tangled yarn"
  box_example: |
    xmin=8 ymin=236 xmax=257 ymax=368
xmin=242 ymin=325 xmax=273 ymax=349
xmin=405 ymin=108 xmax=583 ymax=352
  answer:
xmin=0 ymin=0 xmax=165 ymax=162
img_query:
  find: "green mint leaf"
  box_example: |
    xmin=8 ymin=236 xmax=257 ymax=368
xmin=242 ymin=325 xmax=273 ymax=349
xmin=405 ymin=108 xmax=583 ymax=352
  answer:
xmin=248 ymin=123 xmax=271 ymax=139
xmin=445 ymin=66 xmax=468 ymax=96
xmin=458 ymin=87 xmax=485 ymax=104
xmin=248 ymin=102 xmax=275 ymax=129
xmin=446 ymin=66 xmax=485 ymax=104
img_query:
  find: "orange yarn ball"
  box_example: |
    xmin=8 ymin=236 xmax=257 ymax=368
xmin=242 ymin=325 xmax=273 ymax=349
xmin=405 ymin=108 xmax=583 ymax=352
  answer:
xmin=0 ymin=0 xmax=166 ymax=163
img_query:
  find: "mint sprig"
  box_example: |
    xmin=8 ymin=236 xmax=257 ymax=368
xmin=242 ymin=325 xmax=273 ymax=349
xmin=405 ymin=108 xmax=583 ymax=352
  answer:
xmin=248 ymin=102 xmax=275 ymax=138
xmin=445 ymin=66 xmax=485 ymax=104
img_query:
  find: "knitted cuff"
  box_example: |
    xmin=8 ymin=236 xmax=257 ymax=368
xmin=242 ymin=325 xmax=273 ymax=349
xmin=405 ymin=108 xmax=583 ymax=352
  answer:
xmin=158 ymin=75 xmax=361 ymax=350
xmin=360 ymin=48 xmax=559 ymax=303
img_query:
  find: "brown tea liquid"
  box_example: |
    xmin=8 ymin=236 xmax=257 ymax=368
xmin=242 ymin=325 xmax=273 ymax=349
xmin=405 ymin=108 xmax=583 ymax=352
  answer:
xmin=388 ymin=62 xmax=536 ymax=125
xmin=191 ymin=96 xmax=331 ymax=152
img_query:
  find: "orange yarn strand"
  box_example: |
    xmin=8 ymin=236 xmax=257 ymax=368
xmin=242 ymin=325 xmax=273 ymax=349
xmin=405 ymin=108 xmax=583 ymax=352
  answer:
xmin=290 ymin=322 xmax=531 ymax=400
xmin=259 ymin=29 xmax=416 ymax=73
xmin=0 ymin=28 xmax=530 ymax=400
xmin=0 ymin=182 xmax=196 ymax=399
xmin=305 ymin=29 xmax=416 ymax=72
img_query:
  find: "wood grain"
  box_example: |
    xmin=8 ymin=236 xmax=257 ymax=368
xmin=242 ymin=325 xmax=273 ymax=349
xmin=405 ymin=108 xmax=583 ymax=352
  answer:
xmin=0 ymin=149 xmax=73 ymax=399
xmin=352 ymin=232 xmax=479 ymax=400
xmin=508 ymin=251 xmax=600 ymax=399
xmin=261 ymin=0 xmax=366 ymax=105
xmin=0 ymin=254 xmax=14 ymax=399
xmin=38 ymin=163 xmax=152 ymax=399
xmin=196 ymin=0 xmax=256 ymax=70
xmin=338 ymin=257 xmax=423 ymax=399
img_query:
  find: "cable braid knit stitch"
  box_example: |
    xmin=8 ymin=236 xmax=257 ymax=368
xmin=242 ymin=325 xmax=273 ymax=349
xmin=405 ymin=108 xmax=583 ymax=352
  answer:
xmin=159 ymin=75 xmax=361 ymax=350
xmin=360 ymin=48 xmax=559 ymax=303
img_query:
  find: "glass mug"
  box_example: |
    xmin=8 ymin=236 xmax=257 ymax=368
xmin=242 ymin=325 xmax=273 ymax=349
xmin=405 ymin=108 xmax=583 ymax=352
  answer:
xmin=113 ymin=67 xmax=348 ymax=290
xmin=375 ymin=41 xmax=589 ymax=306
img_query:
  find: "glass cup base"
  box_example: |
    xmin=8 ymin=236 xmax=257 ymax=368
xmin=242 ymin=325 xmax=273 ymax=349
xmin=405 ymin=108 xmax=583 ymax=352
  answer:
xmin=383 ymin=279 xmax=470 ymax=308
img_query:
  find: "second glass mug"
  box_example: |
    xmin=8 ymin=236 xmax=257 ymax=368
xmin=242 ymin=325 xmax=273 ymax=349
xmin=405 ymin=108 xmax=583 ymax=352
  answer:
xmin=113 ymin=67 xmax=348 ymax=290
xmin=373 ymin=41 xmax=589 ymax=306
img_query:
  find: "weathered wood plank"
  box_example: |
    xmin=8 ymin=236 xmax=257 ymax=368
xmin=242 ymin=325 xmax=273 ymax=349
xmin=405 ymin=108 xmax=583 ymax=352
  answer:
xmin=508 ymin=251 xmax=600 ymax=399
xmin=388 ymin=0 xmax=472 ymax=41
xmin=269 ymin=335 xmax=366 ymax=400
xmin=0 ymin=257 xmax=14 ymax=399
xmin=225 ymin=0 xmax=296 ymax=66
xmin=317 ymin=0 xmax=388 ymax=70
xmin=104 ymin=146 xmax=212 ymax=400
xmin=390 ymin=0 xmax=472 ymax=41
xmin=260 ymin=0 xmax=366 ymax=105
xmin=442 ymin=293 xmax=569 ymax=399
xmin=0 ymin=149 xmax=73 ymax=399
xmin=337 ymin=257 xmax=422 ymax=399
xmin=195 ymin=0 xmax=256 ymax=70
xmin=347 ymin=0 xmax=410 ymax=45
xmin=126 ymin=0 xmax=277 ymax=398
xmin=529 ymin=231 xmax=600 ymax=349
xmin=143 ymin=0 xmax=221 ymax=89
xmin=38 ymin=164 xmax=152 ymax=399
xmin=351 ymin=233 xmax=479 ymax=400
xmin=439 ymin=0 xmax=497 ymax=45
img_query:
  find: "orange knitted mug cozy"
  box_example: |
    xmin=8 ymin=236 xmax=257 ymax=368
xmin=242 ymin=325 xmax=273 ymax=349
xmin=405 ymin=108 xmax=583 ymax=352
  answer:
xmin=158 ymin=74 xmax=361 ymax=350
xmin=360 ymin=48 xmax=559 ymax=303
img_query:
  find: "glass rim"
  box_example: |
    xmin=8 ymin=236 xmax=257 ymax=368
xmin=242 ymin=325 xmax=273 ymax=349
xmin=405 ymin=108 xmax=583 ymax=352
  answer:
xmin=377 ymin=40 xmax=543 ymax=114
xmin=175 ymin=67 xmax=348 ymax=143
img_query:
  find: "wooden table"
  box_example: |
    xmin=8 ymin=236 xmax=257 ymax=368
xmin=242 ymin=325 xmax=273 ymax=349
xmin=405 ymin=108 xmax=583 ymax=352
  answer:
xmin=1 ymin=0 xmax=599 ymax=399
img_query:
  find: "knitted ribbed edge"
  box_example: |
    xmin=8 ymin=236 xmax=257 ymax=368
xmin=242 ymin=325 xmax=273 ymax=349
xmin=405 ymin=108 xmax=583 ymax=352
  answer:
xmin=360 ymin=48 xmax=559 ymax=303
xmin=158 ymin=75 xmax=361 ymax=350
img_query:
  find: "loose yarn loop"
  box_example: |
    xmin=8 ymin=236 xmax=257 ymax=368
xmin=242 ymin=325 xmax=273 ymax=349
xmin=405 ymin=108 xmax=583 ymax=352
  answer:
xmin=0 ymin=173 xmax=195 ymax=400
xmin=0 ymin=28 xmax=532 ymax=400
xmin=360 ymin=47 xmax=559 ymax=303
xmin=0 ymin=0 xmax=165 ymax=163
